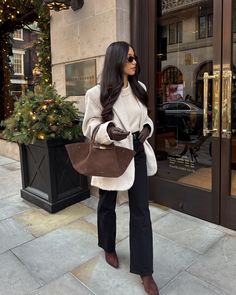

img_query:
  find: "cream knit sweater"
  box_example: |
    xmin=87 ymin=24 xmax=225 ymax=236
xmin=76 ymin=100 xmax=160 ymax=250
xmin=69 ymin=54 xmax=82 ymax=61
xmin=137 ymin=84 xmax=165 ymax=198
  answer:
xmin=119 ymin=83 xmax=142 ymax=133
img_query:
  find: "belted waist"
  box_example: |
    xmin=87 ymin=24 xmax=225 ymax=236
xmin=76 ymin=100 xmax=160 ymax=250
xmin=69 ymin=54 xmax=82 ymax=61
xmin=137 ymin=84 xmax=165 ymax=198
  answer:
xmin=132 ymin=131 xmax=140 ymax=140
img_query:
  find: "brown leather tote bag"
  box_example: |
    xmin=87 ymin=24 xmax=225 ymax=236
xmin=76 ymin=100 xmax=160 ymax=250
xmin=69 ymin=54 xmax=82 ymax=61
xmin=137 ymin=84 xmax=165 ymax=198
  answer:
xmin=65 ymin=125 xmax=135 ymax=177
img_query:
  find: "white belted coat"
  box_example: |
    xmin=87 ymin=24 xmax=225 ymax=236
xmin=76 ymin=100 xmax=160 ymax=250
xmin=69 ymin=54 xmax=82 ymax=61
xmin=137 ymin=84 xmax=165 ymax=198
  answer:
xmin=82 ymin=82 xmax=157 ymax=191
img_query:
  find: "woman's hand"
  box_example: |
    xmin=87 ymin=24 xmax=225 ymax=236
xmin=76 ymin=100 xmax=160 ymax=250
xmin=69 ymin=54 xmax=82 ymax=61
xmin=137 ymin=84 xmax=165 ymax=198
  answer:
xmin=107 ymin=125 xmax=130 ymax=141
xmin=138 ymin=125 xmax=150 ymax=143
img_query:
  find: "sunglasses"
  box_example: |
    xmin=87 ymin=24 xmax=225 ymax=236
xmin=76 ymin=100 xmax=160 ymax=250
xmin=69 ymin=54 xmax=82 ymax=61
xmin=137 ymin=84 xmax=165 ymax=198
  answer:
xmin=127 ymin=55 xmax=138 ymax=63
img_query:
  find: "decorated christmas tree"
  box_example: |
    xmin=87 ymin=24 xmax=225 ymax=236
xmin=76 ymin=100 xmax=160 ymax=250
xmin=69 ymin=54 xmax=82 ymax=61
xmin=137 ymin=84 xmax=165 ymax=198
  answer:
xmin=1 ymin=86 xmax=82 ymax=144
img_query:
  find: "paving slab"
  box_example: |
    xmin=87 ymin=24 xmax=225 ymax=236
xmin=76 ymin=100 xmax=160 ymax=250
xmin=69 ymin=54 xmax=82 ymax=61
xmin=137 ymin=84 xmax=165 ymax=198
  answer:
xmin=71 ymin=249 xmax=145 ymax=295
xmin=0 ymin=251 xmax=40 ymax=295
xmin=0 ymin=170 xmax=22 ymax=199
xmin=0 ymin=155 xmax=16 ymax=166
xmin=83 ymin=202 xmax=168 ymax=243
xmin=14 ymin=203 xmax=94 ymax=237
xmin=81 ymin=195 xmax=99 ymax=211
xmin=0 ymin=161 xmax=21 ymax=173
xmin=31 ymin=273 xmax=94 ymax=295
xmin=152 ymin=213 xmax=225 ymax=254
xmin=160 ymin=271 xmax=228 ymax=295
xmin=167 ymin=208 xmax=219 ymax=229
xmin=12 ymin=227 xmax=101 ymax=284
xmin=188 ymin=235 xmax=236 ymax=295
xmin=0 ymin=194 xmax=31 ymax=221
xmin=72 ymin=232 xmax=199 ymax=294
xmin=152 ymin=232 xmax=199 ymax=289
xmin=0 ymin=218 xmax=34 ymax=254
xmin=64 ymin=218 xmax=97 ymax=238
xmin=215 ymin=224 xmax=236 ymax=236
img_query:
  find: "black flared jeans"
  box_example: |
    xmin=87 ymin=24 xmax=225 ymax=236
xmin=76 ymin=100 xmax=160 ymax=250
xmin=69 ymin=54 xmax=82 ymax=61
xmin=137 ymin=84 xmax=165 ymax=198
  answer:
xmin=97 ymin=138 xmax=153 ymax=276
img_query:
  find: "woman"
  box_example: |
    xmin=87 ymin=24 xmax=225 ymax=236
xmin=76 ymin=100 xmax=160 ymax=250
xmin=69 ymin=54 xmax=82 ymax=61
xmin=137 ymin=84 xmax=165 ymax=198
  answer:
xmin=82 ymin=41 xmax=159 ymax=295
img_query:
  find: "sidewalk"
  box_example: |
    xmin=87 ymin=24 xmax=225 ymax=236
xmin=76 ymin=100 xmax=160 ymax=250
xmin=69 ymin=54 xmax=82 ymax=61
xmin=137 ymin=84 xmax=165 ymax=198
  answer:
xmin=0 ymin=154 xmax=236 ymax=295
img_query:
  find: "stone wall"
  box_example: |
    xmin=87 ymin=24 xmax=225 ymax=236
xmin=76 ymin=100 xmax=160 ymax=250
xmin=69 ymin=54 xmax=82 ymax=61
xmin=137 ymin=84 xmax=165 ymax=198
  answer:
xmin=50 ymin=0 xmax=130 ymax=113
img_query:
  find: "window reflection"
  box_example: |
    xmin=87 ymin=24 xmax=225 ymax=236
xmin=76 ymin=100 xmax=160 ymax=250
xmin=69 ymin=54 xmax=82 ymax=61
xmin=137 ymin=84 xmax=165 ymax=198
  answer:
xmin=156 ymin=0 xmax=213 ymax=189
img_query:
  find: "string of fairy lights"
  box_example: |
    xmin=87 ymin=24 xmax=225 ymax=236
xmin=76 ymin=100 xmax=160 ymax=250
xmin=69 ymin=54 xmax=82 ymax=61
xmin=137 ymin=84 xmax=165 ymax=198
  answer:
xmin=0 ymin=1 xmax=19 ymax=23
xmin=0 ymin=0 xmax=36 ymax=28
xmin=0 ymin=0 xmax=51 ymax=121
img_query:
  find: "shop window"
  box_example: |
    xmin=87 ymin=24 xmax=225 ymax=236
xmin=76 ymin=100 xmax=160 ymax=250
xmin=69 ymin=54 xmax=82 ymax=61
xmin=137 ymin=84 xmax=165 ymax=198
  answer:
xmin=13 ymin=52 xmax=24 ymax=75
xmin=199 ymin=16 xmax=206 ymax=38
xmin=13 ymin=29 xmax=23 ymax=40
xmin=199 ymin=14 xmax=213 ymax=39
xmin=169 ymin=21 xmax=182 ymax=45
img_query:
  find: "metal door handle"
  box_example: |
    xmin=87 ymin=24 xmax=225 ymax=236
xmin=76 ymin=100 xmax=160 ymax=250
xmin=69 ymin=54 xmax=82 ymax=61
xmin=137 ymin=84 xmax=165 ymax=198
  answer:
xmin=203 ymin=71 xmax=220 ymax=137
xmin=222 ymin=70 xmax=232 ymax=138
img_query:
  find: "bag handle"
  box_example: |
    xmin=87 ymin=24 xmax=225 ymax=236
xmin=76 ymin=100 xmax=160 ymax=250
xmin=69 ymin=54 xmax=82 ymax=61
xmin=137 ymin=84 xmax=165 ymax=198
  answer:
xmin=91 ymin=124 xmax=102 ymax=142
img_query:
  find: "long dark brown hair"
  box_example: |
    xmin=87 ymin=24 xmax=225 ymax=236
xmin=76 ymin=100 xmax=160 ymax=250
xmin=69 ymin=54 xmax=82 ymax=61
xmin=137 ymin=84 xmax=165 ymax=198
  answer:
xmin=100 ymin=41 xmax=148 ymax=122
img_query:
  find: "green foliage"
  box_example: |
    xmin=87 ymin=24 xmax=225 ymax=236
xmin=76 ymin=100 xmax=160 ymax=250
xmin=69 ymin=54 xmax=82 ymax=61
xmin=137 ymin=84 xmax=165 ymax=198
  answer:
xmin=34 ymin=2 xmax=52 ymax=86
xmin=1 ymin=86 xmax=82 ymax=145
xmin=0 ymin=0 xmax=52 ymax=120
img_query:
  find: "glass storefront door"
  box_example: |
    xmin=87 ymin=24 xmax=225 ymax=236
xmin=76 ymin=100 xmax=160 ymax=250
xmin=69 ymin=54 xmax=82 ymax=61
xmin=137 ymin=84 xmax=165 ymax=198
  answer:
xmin=152 ymin=0 xmax=236 ymax=229
xmin=156 ymin=0 xmax=214 ymax=190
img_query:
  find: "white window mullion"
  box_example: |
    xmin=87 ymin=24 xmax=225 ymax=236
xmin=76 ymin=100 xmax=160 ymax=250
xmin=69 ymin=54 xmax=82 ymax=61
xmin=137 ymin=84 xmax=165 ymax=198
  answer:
xmin=12 ymin=50 xmax=25 ymax=75
xmin=13 ymin=29 xmax=23 ymax=41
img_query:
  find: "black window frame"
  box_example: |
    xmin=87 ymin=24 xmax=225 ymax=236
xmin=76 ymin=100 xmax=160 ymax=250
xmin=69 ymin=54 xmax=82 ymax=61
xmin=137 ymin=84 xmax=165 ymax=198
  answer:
xmin=168 ymin=21 xmax=183 ymax=45
xmin=198 ymin=13 xmax=213 ymax=39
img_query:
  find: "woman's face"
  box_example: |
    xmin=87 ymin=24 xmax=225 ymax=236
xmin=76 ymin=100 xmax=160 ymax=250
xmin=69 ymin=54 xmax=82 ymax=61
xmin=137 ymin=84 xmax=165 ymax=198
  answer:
xmin=123 ymin=47 xmax=137 ymax=77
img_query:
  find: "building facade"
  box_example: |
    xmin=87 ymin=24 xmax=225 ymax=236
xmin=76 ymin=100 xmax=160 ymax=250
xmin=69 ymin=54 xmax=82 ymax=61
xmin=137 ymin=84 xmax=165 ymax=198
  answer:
xmin=50 ymin=0 xmax=236 ymax=231
xmin=11 ymin=25 xmax=39 ymax=99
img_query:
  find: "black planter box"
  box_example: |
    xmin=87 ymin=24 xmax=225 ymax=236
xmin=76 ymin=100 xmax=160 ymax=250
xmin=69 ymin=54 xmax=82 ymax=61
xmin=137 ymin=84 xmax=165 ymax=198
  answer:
xmin=19 ymin=139 xmax=90 ymax=213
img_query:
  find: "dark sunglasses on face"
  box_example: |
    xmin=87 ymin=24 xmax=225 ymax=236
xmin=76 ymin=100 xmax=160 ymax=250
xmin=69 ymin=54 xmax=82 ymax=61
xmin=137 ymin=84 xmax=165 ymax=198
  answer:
xmin=127 ymin=55 xmax=138 ymax=63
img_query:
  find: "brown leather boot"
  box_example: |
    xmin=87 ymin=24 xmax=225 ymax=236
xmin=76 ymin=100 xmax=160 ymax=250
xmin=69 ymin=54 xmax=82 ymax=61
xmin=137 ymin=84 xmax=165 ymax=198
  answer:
xmin=104 ymin=251 xmax=119 ymax=268
xmin=141 ymin=275 xmax=159 ymax=295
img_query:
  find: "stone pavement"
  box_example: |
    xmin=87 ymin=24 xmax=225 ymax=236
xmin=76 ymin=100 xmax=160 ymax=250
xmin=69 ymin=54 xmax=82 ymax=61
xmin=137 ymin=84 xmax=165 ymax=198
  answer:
xmin=0 ymin=154 xmax=236 ymax=295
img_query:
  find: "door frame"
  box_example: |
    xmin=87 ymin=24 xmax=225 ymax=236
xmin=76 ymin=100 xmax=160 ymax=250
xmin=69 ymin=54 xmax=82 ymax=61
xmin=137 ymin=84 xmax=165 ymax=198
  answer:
xmin=130 ymin=0 xmax=156 ymax=148
xmin=220 ymin=0 xmax=236 ymax=229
